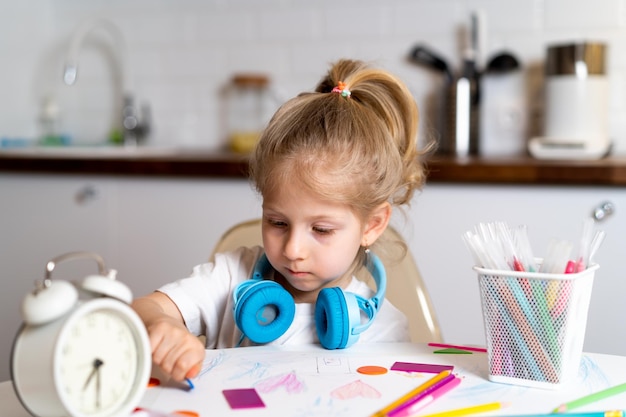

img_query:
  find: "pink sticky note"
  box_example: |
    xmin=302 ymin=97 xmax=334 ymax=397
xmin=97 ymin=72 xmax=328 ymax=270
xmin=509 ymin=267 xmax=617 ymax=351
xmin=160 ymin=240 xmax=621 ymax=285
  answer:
xmin=222 ymin=388 xmax=265 ymax=409
xmin=390 ymin=362 xmax=453 ymax=373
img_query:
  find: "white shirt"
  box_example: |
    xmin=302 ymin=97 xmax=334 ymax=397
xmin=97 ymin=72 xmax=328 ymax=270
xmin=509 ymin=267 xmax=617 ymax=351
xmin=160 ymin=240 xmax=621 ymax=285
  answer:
xmin=158 ymin=246 xmax=409 ymax=348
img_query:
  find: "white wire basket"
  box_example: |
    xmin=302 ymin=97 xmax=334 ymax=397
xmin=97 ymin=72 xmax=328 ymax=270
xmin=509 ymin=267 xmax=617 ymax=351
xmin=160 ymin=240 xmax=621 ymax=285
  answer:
xmin=475 ymin=263 xmax=598 ymax=389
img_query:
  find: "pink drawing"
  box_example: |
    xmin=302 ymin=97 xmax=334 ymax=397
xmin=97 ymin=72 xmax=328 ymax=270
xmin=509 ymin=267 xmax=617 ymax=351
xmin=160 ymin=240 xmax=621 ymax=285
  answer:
xmin=330 ymin=379 xmax=381 ymax=400
xmin=255 ymin=371 xmax=305 ymax=394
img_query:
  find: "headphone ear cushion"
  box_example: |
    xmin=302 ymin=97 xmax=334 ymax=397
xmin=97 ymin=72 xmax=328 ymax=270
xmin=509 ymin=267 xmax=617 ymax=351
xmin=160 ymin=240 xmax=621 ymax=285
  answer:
xmin=234 ymin=281 xmax=295 ymax=344
xmin=315 ymin=287 xmax=351 ymax=349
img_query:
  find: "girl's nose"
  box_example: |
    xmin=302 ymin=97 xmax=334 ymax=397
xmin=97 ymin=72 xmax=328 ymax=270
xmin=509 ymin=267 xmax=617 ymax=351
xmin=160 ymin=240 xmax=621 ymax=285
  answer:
xmin=283 ymin=229 xmax=305 ymax=261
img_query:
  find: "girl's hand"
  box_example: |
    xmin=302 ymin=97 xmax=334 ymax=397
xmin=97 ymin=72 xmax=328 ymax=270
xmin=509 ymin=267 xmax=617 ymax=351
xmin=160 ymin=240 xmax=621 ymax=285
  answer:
xmin=131 ymin=292 xmax=205 ymax=382
xmin=147 ymin=316 xmax=205 ymax=382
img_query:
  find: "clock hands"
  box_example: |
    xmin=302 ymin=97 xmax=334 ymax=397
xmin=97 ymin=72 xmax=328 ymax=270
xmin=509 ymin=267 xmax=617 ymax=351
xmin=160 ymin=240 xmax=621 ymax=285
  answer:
xmin=83 ymin=358 xmax=104 ymax=409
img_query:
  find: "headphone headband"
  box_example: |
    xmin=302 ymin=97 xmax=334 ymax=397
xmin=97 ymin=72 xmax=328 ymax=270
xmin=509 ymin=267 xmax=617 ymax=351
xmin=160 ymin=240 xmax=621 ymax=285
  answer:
xmin=365 ymin=252 xmax=386 ymax=312
xmin=350 ymin=252 xmax=386 ymax=335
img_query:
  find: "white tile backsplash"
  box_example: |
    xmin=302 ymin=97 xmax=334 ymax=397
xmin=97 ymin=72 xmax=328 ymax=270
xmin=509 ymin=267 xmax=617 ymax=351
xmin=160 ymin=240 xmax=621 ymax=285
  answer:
xmin=544 ymin=0 xmax=624 ymax=30
xmin=2 ymin=0 xmax=626 ymax=153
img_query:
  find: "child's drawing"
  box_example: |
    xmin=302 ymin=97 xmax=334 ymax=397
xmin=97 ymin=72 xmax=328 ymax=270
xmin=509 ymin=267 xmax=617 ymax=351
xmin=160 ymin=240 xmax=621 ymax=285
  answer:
xmin=197 ymin=350 xmax=225 ymax=378
xmin=255 ymin=370 xmax=306 ymax=394
xmin=330 ymin=379 xmax=381 ymax=400
xmin=316 ymin=356 xmax=351 ymax=374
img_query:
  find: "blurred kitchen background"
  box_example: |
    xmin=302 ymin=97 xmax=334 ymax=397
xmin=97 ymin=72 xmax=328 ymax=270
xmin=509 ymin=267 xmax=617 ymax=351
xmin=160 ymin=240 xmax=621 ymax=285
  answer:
xmin=3 ymin=0 xmax=626 ymax=382
xmin=3 ymin=0 xmax=626 ymax=154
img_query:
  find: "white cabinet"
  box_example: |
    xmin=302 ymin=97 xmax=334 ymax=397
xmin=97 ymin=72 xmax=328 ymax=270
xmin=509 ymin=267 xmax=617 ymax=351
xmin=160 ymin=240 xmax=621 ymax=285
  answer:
xmin=1 ymin=175 xmax=114 ymax=382
xmin=0 ymin=174 xmax=259 ymax=381
xmin=111 ymin=177 xmax=261 ymax=298
xmin=404 ymin=184 xmax=625 ymax=357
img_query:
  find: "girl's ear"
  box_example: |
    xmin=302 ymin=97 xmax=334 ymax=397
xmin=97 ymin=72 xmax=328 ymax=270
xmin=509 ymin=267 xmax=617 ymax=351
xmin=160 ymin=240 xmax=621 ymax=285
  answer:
xmin=361 ymin=202 xmax=392 ymax=246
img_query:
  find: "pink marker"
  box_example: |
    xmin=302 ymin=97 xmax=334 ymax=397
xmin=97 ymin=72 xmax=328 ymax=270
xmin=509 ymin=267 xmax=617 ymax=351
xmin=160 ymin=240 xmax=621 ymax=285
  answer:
xmin=389 ymin=376 xmax=461 ymax=417
xmin=564 ymin=260 xmax=576 ymax=274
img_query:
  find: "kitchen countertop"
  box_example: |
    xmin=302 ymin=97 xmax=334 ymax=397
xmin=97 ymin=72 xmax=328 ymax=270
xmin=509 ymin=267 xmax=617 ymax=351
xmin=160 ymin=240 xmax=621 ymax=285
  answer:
xmin=2 ymin=147 xmax=626 ymax=186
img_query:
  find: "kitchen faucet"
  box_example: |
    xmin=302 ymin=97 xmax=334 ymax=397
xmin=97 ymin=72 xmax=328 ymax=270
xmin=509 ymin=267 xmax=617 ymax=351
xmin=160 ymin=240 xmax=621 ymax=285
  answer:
xmin=63 ymin=18 xmax=150 ymax=146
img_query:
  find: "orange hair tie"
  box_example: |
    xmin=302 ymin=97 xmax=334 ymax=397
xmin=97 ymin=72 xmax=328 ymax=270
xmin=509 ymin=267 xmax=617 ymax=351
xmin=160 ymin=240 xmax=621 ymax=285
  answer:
xmin=331 ymin=81 xmax=351 ymax=98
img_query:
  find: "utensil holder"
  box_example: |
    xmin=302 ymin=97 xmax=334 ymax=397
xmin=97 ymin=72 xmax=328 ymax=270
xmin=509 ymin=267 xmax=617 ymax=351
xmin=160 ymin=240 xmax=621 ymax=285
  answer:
xmin=475 ymin=264 xmax=597 ymax=389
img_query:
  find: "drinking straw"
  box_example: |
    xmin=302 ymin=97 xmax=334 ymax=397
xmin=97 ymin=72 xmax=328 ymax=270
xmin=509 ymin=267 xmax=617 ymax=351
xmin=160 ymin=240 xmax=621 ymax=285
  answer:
xmin=550 ymin=279 xmax=572 ymax=319
xmin=495 ymin=279 xmax=558 ymax=382
xmin=475 ymin=223 xmax=509 ymax=270
xmin=541 ymin=239 xmax=573 ymax=274
xmin=514 ymin=225 xmax=538 ymax=272
xmin=542 ymin=239 xmax=572 ymax=312
xmin=496 ymin=221 xmax=520 ymax=271
xmin=552 ymin=382 xmax=626 ymax=413
xmin=462 ymin=231 xmax=499 ymax=270
xmin=493 ymin=283 xmax=544 ymax=381
xmin=575 ymin=218 xmax=595 ymax=272
xmin=588 ymin=230 xmax=606 ymax=265
xmin=508 ymin=277 xmax=540 ymax=333
xmin=530 ymin=279 xmax=559 ymax=365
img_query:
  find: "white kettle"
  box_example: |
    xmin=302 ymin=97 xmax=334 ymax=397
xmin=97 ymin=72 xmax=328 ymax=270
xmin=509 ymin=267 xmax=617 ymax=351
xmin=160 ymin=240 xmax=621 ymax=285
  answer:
xmin=529 ymin=42 xmax=610 ymax=159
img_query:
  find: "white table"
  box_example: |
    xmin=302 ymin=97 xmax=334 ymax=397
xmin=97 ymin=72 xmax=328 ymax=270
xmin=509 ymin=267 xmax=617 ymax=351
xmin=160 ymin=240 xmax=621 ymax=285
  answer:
xmin=3 ymin=343 xmax=626 ymax=416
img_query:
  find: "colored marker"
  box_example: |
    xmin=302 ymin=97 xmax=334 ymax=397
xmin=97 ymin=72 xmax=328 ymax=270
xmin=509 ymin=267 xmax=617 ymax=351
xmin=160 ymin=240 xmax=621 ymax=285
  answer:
xmin=370 ymin=370 xmax=451 ymax=417
xmin=185 ymin=378 xmax=195 ymax=390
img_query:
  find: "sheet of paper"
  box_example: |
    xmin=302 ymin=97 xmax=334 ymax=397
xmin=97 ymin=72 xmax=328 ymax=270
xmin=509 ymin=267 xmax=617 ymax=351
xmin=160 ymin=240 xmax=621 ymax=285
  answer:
xmin=138 ymin=343 xmax=625 ymax=417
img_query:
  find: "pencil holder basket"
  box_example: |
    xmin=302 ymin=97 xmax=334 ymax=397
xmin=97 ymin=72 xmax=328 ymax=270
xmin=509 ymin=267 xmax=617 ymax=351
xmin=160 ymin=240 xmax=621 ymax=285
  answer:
xmin=475 ymin=263 xmax=598 ymax=389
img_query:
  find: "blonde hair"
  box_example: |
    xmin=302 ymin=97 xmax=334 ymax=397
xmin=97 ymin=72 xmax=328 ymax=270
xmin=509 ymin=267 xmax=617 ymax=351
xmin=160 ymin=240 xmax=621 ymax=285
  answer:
xmin=249 ymin=59 xmax=428 ymax=269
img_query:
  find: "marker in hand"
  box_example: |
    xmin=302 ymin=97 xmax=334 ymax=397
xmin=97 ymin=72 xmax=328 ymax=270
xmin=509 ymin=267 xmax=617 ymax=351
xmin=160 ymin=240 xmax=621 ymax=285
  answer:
xmin=184 ymin=363 xmax=202 ymax=391
xmin=184 ymin=378 xmax=194 ymax=390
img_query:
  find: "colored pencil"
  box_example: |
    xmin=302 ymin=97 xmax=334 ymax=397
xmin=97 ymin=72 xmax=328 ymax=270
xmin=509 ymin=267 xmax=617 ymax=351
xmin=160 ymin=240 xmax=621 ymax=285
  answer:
xmin=413 ymin=401 xmax=505 ymax=417
xmin=369 ymin=370 xmax=451 ymax=417
xmin=553 ymin=382 xmax=626 ymax=413
xmin=428 ymin=343 xmax=487 ymax=353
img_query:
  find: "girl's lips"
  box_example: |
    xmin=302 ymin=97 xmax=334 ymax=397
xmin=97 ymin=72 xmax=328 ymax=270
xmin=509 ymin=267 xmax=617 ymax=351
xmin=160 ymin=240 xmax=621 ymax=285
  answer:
xmin=286 ymin=268 xmax=310 ymax=278
xmin=285 ymin=268 xmax=311 ymax=279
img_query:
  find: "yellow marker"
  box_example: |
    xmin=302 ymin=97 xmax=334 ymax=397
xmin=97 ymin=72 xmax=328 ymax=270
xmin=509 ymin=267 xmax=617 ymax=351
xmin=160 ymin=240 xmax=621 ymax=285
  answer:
xmin=369 ymin=370 xmax=452 ymax=417
xmin=413 ymin=401 xmax=506 ymax=417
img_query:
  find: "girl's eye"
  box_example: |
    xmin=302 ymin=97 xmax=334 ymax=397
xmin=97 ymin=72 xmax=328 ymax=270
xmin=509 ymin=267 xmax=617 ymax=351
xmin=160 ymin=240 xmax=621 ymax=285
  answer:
xmin=267 ymin=219 xmax=287 ymax=228
xmin=313 ymin=227 xmax=333 ymax=235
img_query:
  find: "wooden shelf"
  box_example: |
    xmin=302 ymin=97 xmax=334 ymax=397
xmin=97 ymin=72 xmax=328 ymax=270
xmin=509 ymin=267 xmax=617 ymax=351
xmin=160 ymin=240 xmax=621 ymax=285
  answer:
xmin=2 ymin=150 xmax=626 ymax=186
xmin=425 ymin=155 xmax=626 ymax=186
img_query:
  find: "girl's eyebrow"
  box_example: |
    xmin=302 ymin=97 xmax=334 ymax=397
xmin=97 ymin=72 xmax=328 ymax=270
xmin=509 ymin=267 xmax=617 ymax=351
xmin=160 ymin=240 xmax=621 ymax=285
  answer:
xmin=262 ymin=209 xmax=346 ymax=224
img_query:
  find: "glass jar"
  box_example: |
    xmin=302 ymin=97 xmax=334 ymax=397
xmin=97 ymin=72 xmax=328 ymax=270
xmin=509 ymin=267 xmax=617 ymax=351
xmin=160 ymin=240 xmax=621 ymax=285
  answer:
xmin=225 ymin=74 xmax=272 ymax=153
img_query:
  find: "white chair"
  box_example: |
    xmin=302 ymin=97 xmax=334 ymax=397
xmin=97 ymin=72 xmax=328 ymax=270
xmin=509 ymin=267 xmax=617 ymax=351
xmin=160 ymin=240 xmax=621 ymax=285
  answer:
xmin=209 ymin=219 xmax=442 ymax=343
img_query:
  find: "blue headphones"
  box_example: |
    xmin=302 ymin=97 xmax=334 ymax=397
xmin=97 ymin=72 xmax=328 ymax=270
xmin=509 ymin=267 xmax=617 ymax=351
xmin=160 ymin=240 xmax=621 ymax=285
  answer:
xmin=232 ymin=252 xmax=386 ymax=349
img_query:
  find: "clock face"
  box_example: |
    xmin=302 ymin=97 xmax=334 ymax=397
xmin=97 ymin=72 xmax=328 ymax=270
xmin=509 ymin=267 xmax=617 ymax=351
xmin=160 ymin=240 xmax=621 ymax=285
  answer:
xmin=56 ymin=306 xmax=144 ymax=416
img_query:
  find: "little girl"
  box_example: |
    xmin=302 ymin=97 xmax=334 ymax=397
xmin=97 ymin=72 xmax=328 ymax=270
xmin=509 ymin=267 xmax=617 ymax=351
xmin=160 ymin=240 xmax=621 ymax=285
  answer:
xmin=132 ymin=59 xmax=429 ymax=382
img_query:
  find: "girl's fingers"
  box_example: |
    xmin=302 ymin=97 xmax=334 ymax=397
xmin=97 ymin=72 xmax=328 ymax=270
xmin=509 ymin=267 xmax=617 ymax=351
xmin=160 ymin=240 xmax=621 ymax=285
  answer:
xmin=186 ymin=362 xmax=203 ymax=379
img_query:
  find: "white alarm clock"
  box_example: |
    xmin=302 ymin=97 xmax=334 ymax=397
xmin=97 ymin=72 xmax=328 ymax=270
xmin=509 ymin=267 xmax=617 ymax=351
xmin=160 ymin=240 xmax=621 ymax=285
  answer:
xmin=11 ymin=251 xmax=152 ymax=417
